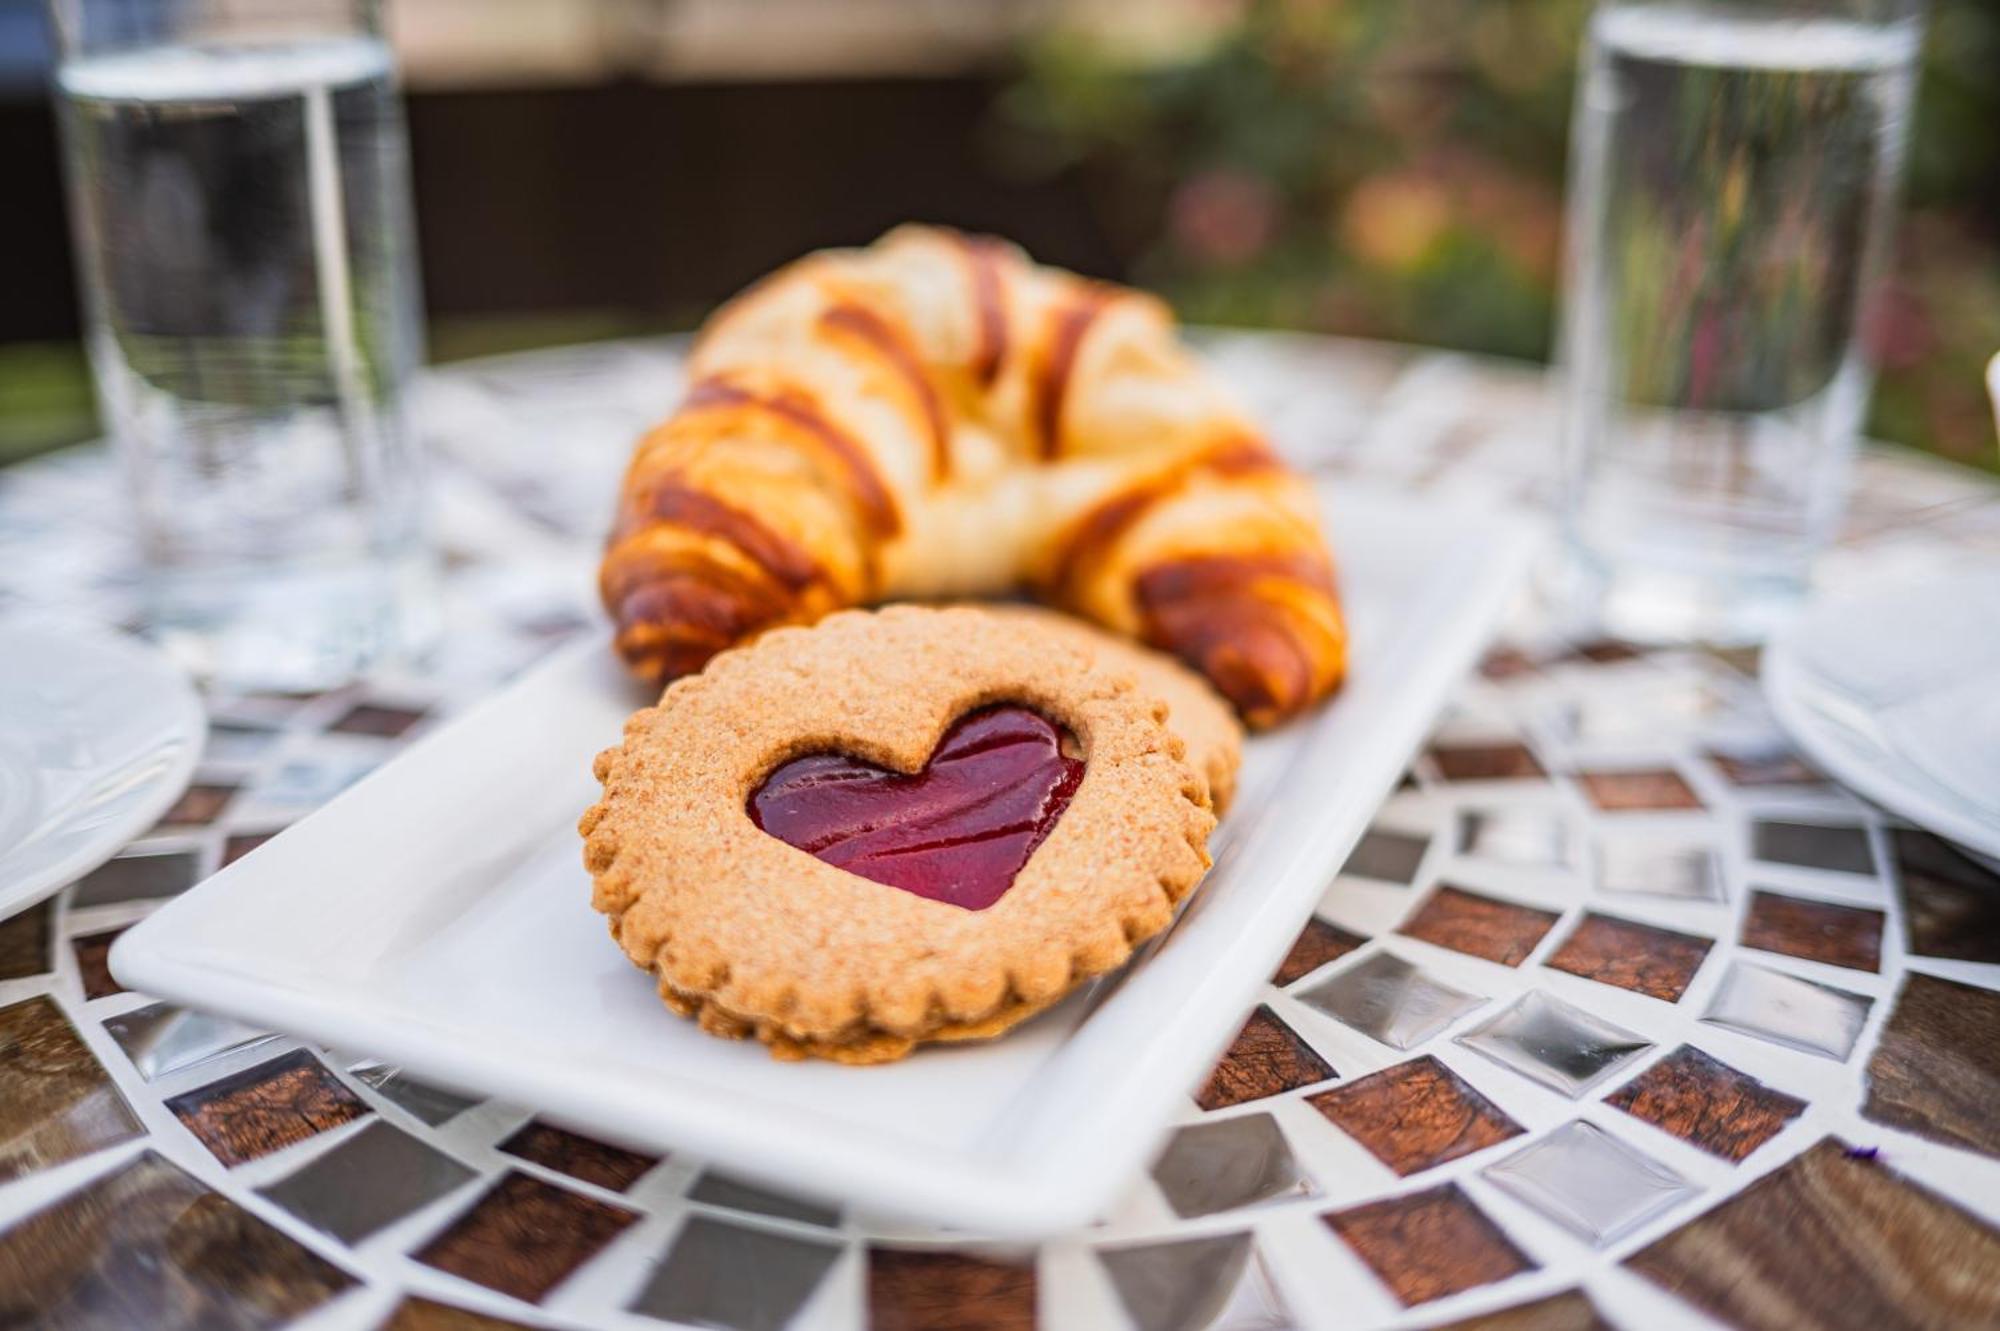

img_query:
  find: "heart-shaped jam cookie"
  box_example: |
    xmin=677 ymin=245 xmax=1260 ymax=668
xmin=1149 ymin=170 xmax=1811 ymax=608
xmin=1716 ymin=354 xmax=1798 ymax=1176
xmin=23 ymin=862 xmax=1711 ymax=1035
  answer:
xmin=750 ymin=706 xmax=1083 ymax=910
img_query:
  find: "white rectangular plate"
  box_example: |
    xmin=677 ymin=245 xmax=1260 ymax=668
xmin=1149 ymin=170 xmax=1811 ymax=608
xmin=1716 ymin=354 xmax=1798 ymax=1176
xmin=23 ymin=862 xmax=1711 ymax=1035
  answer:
xmin=115 ymin=483 xmax=1536 ymax=1234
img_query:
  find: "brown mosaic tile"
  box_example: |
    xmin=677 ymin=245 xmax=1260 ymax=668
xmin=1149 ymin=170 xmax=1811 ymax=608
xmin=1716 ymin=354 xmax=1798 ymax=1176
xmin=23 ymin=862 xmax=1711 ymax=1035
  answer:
xmin=221 ymin=830 xmax=279 ymax=868
xmin=497 ymin=1119 xmax=659 ymax=1192
xmin=0 ymin=1150 xmax=353 ymax=1329
xmin=1628 ymin=1137 xmax=2000 ymax=1330
xmin=1428 ymin=1289 xmax=1611 ymax=1331
xmin=1576 ymin=768 xmax=1703 ymax=812
xmin=1566 ymin=638 xmax=1646 ymax=664
xmin=70 ymin=927 xmax=128 ymax=1000
xmin=380 ymin=1297 xmax=540 ymax=1330
xmin=166 ymin=1048 xmax=369 ymax=1167
xmin=1399 ymin=886 xmax=1559 ymax=967
xmin=1325 ymin=1183 xmax=1534 ymax=1307
xmin=0 ymin=995 xmax=143 ymax=1183
xmin=1545 ymin=913 xmax=1713 ymax=1002
xmin=1272 ymin=916 xmax=1367 ymax=986
xmin=1430 ymin=742 xmax=1546 ymax=782
xmin=1893 ymin=827 xmax=2000 ymax=963
xmin=868 ymin=1249 xmax=1037 ymax=1331
xmin=1194 ymin=1005 xmax=1336 ymax=1110
xmin=0 ymin=898 xmax=52 ymax=980
xmin=416 ymin=1170 xmax=639 ymax=1303
xmin=157 ymin=781 xmax=239 ymax=826
xmin=1707 ymin=742 xmax=1821 ymax=788
xmin=1605 ymin=1044 xmax=1805 ymax=1163
xmin=1863 ymin=973 xmax=2000 ymax=1159
xmin=1740 ymin=890 xmax=1883 ymax=972
xmin=1478 ymin=645 xmax=1539 ymax=681
xmin=330 ymin=701 xmax=429 ymax=738
xmin=1307 ymin=1055 xmax=1523 ymax=1176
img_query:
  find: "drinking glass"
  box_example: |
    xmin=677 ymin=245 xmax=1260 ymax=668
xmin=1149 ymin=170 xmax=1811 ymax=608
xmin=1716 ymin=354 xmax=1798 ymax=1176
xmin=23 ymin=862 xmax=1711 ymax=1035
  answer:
xmin=1557 ymin=0 xmax=1925 ymax=642
xmin=48 ymin=0 xmax=437 ymax=688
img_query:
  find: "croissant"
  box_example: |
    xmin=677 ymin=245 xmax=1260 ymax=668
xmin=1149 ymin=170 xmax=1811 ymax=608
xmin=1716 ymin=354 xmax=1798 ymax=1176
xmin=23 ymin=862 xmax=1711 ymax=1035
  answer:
xmin=601 ymin=226 xmax=1345 ymax=726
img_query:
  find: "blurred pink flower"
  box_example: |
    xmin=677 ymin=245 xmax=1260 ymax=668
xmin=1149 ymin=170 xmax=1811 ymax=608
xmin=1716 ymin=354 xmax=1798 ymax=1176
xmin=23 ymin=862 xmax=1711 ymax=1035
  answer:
xmin=1168 ymin=169 xmax=1281 ymax=267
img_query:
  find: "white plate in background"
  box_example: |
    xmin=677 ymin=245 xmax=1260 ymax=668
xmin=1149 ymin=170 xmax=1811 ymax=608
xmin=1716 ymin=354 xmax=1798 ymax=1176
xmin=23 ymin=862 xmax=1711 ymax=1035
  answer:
xmin=0 ymin=618 xmax=206 ymax=916
xmin=1764 ymin=561 xmax=2000 ymax=866
xmin=114 ymin=484 xmax=1537 ymax=1234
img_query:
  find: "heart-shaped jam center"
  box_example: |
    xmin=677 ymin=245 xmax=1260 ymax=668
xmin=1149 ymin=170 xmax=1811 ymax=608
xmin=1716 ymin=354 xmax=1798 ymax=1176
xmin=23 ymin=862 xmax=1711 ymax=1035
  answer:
xmin=749 ymin=705 xmax=1084 ymax=911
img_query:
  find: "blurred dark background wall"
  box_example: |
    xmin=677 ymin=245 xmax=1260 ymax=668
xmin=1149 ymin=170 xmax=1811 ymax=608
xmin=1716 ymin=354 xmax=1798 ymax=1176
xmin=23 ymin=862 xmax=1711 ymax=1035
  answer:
xmin=3 ymin=0 xmax=1995 ymax=469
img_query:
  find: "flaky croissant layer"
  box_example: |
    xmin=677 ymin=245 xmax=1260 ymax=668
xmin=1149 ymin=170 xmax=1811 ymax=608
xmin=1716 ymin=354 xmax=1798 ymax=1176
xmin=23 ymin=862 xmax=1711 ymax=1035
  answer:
xmin=601 ymin=225 xmax=1346 ymax=725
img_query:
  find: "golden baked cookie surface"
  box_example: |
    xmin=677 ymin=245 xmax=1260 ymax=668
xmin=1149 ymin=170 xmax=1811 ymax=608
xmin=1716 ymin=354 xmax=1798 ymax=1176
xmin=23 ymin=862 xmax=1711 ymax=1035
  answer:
xmin=580 ymin=605 xmax=1219 ymax=1063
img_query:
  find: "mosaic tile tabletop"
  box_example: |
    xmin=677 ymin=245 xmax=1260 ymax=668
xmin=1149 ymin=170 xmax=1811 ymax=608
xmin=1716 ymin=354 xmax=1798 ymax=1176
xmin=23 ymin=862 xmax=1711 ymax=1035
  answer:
xmin=4 ymin=334 xmax=2000 ymax=1330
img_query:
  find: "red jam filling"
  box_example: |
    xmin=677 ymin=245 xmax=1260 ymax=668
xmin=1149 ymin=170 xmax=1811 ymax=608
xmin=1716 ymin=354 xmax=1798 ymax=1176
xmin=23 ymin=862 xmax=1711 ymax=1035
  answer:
xmin=748 ymin=705 xmax=1085 ymax=911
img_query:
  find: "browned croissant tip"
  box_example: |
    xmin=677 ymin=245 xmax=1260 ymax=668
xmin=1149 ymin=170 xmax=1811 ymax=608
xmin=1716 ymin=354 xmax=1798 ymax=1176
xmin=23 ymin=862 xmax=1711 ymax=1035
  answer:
xmin=1134 ymin=552 xmax=1345 ymax=728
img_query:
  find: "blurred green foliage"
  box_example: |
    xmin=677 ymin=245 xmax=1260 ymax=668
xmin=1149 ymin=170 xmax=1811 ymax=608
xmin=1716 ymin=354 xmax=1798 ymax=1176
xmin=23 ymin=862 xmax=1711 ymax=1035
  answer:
xmin=1000 ymin=0 xmax=2000 ymax=470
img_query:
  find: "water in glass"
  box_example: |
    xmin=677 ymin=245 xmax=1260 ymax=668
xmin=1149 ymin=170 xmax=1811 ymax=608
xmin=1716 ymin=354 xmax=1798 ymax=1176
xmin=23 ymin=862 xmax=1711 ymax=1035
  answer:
xmin=1558 ymin=1 xmax=1921 ymax=641
xmin=55 ymin=31 xmax=436 ymax=688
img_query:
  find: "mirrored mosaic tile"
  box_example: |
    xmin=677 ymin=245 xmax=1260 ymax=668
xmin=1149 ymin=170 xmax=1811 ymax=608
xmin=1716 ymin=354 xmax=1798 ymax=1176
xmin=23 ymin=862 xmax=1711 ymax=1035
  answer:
xmin=204 ymin=719 xmax=281 ymax=762
xmin=1151 ymin=1112 xmax=1313 ymax=1218
xmin=1544 ymin=913 xmax=1712 ymax=1002
xmin=1575 ymin=768 xmax=1703 ymax=812
xmin=1628 ymin=1139 xmax=2000 ymax=1329
xmin=1740 ymin=890 xmax=1883 ymax=972
xmin=1890 ymin=828 xmax=2000 ymax=963
xmin=1483 ymin=1121 xmax=1694 ymax=1246
xmin=868 ymin=1249 xmax=1036 ymax=1331
xmin=1399 ymin=886 xmax=1559 ymax=967
xmin=0 ymin=899 xmax=52 ymax=980
xmin=1863 ymin=973 xmax=2000 ymax=1159
xmin=1605 ymin=1045 xmax=1805 ymax=1163
xmin=1751 ymin=820 xmax=1876 ymax=876
xmin=416 ymin=1170 xmax=639 ymax=1303
xmin=1297 ymin=952 xmax=1484 ymax=1050
xmin=350 ymin=1060 xmax=481 ymax=1126
xmin=1325 ymin=1183 xmax=1534 ymax=1306
xmin=1195 ymin=1004 xmax=1335 ymax=1110
xmin=1340 ymin=828 xmax=1432 ymax=884
xmin=498 ymin=1119 xmax=659 ymax=1193
xmin=1456 ymin=991 xmax=1653 ymax=1098
xmin=1429 ymin=743 xmax=1546 ymax=782
xmin=688 ymin=1171 xmax=842 ymax=1228
xmin=68 ymin=849 xmax=198 ymax=907
xmin=1456 ymin=808 xmax=1571 ymax=869
xmin=630 ymin=1215 xmax=840 ymax=1331
xmin=1272 ymin=916 xmax=1367 ymax=985
xmin=258 ymin=1119 xmax=475 ymax=1242
xmin=0 ymin=1150 xmax=354 ymax=1329
xmin=103 ymin=1002 xmax=279 ymax=1082
xmin=166 ymin=1048 xmax=369 ymax=1166
xmin=1701 ymin=962 xmax=1872 ymax=1061
xmin=1309 ymin=1055 xmax=1523 ymax=1176
xmin=258 ymin=757 xmax=380 ymax=808
xmin=0 ymin=994 xmax=144 ymax=1183
xmin=1098 ymin=1231 xmax=1290 ymax=1331
xmin=1594 ymin=840 xmax=1724 ymax=903
xmin=1427 ymin=1288 xmax=1611 ymax=1331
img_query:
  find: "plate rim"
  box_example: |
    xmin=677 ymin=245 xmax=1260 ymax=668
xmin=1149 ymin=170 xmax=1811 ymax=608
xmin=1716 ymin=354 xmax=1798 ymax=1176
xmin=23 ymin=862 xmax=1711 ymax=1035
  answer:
xmin=1763 ymin=576 xmax=2000 ymax=864
xmin=0 ymin=617 xmax=206 ymax=917
xmin=113 ymin=490 xmax=1540 ymax=1233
